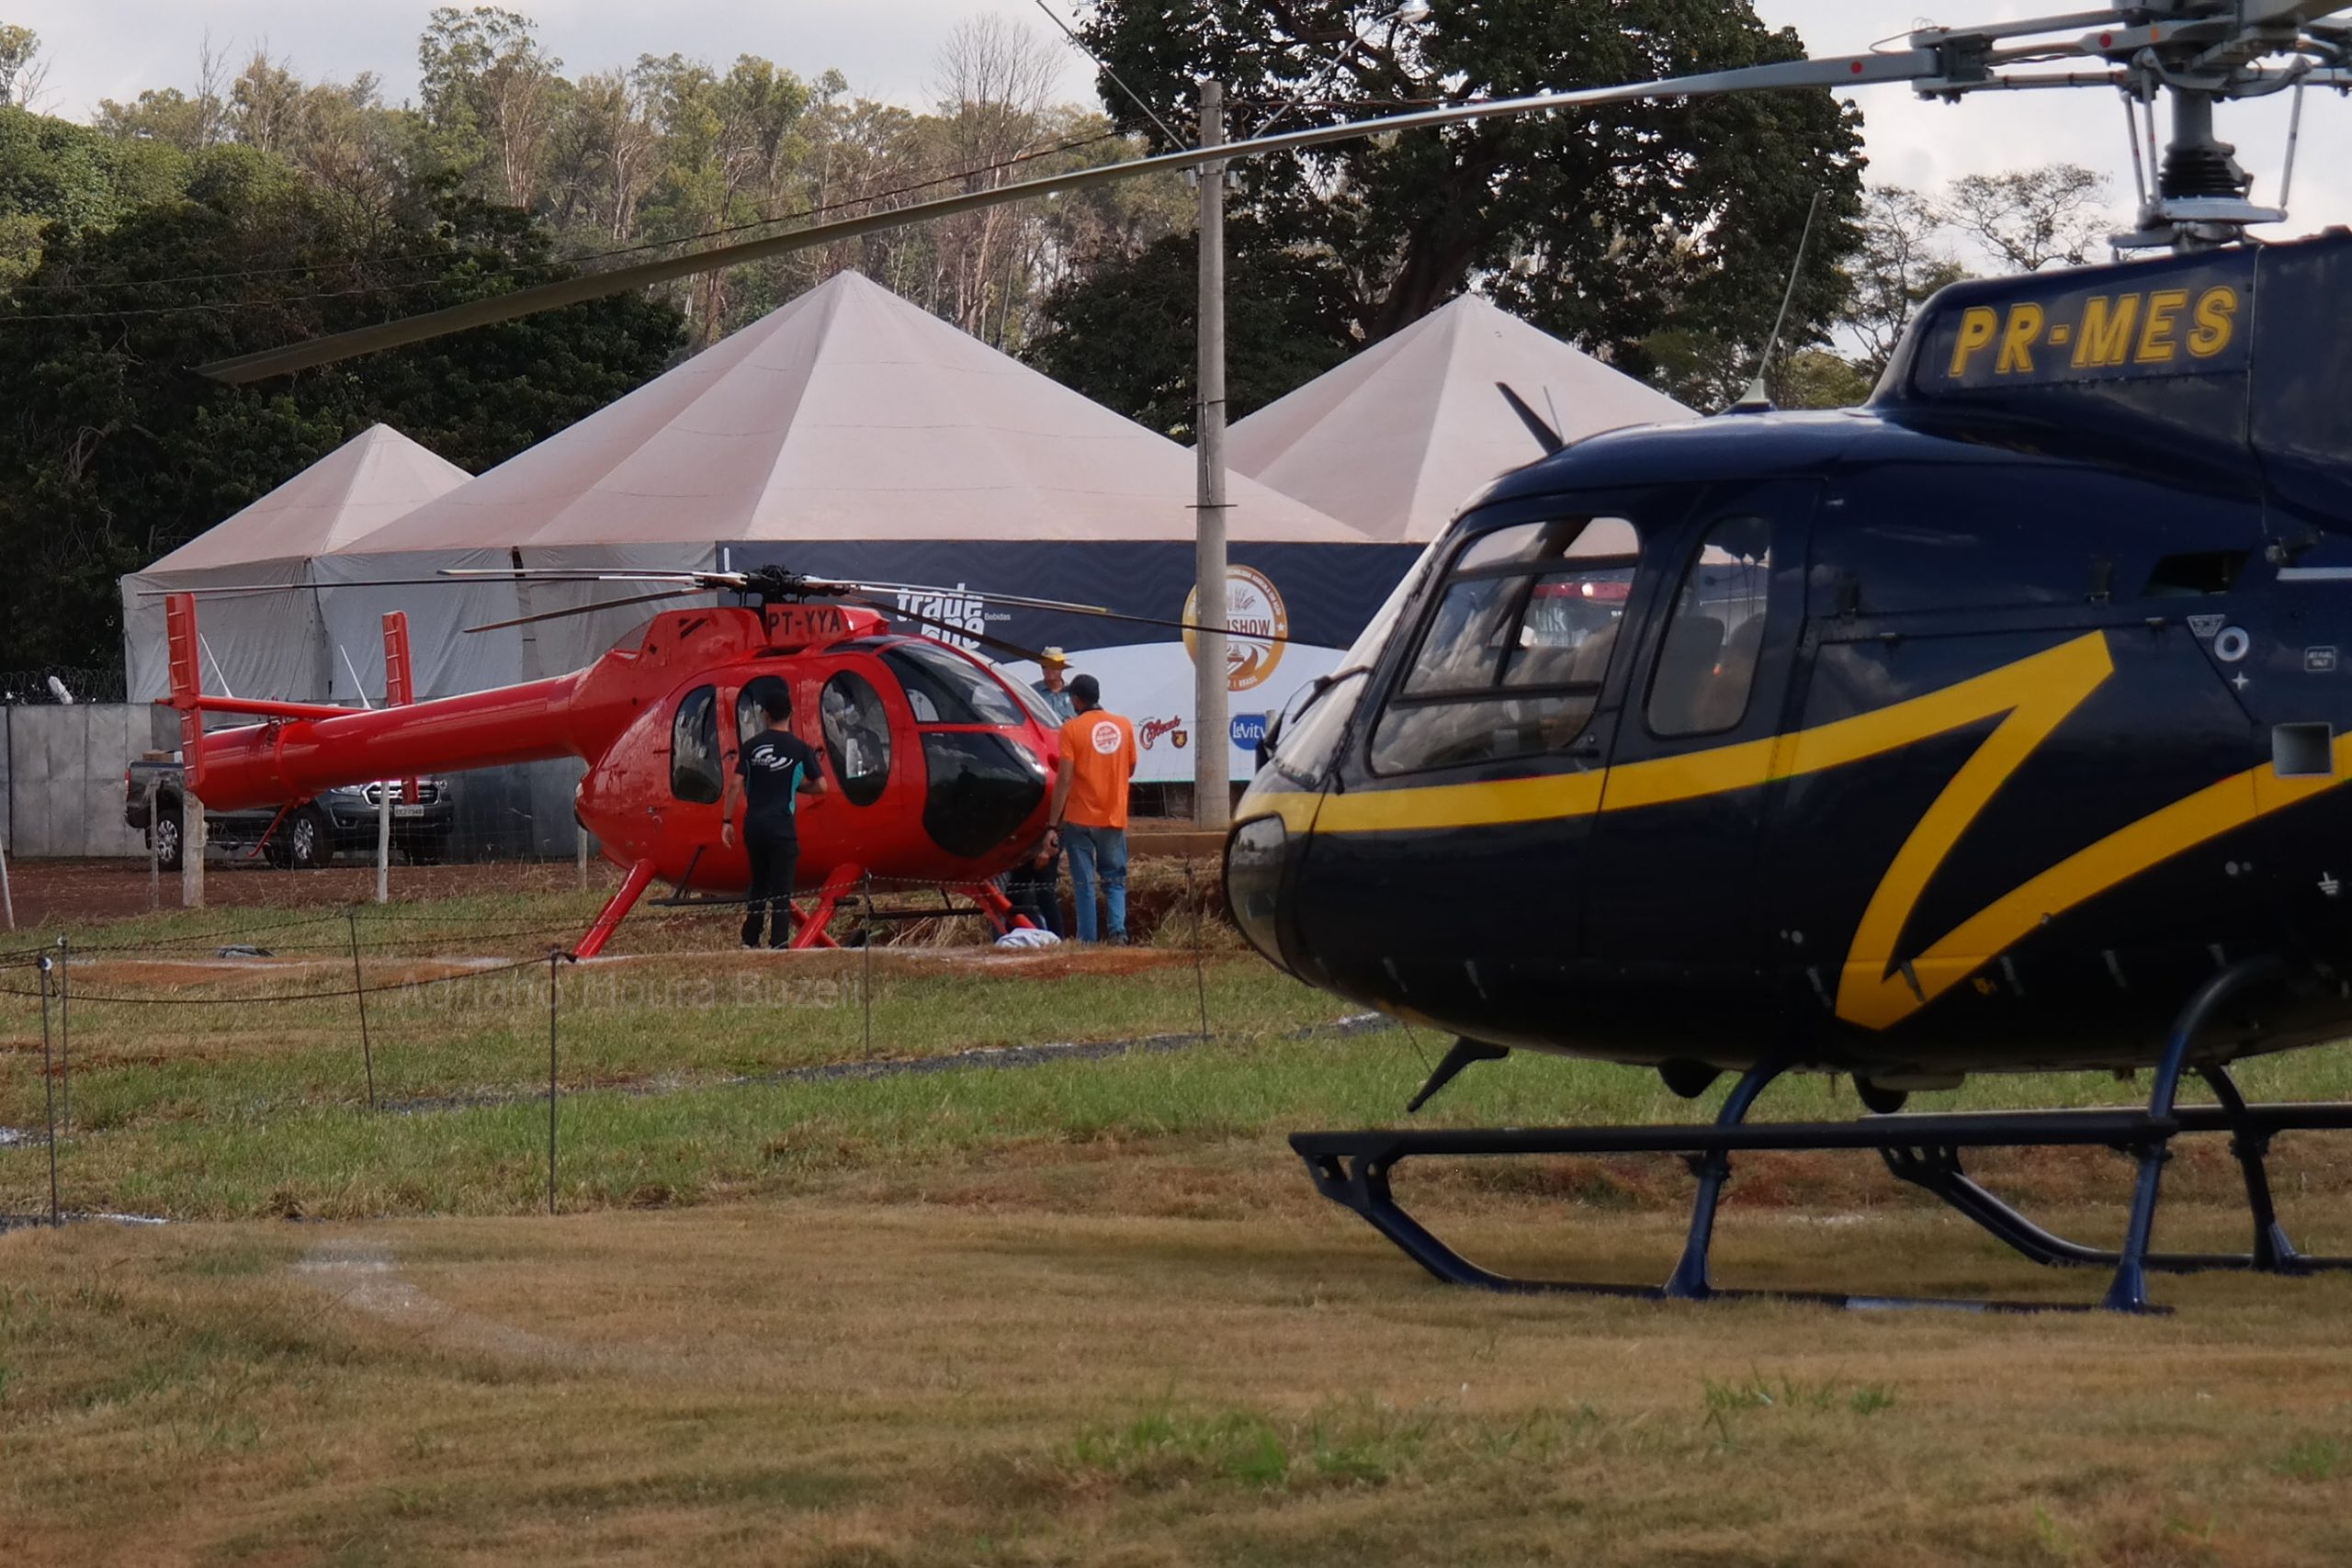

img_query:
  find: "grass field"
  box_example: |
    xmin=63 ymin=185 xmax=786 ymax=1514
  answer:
xmin=4 ymin=883 xmax=2352 ymax=1563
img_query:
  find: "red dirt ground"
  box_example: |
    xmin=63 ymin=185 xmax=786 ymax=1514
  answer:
xmin=0 ymin=858 xmax=597 ymax=928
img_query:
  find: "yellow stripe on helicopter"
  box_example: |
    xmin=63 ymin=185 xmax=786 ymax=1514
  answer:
xmin=1243 ymin=632 xmax=2352 ymax=1031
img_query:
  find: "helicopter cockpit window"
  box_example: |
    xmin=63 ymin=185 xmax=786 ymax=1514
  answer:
xmin=879 ymin=641 xmax=1023 ymax=727
xmin=820 ymin=671 xmax=892 ymax=807
xmin=1371 ymin=515 xmax=1639 ymax=775
xmin=1646 ymin=515 xmax=1772 ymax=739
xmin=670 ymin=684 xmax=722 ymax=805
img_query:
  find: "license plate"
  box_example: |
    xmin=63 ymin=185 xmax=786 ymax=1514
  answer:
xmin=394 ymin=805 xmax=428 ymax=818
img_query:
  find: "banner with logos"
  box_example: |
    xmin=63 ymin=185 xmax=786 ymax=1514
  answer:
xmin=722 ymin=540 xmax=1419 ymax=783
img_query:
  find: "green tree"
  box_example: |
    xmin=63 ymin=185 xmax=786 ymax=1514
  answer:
xmin=1944 ymin=164 xmax=2109 ymax=273
xmin=417 ymin=6 xmax=563 ymax=207
xmin=0 ymin=139 xmax=682 ymax=670
xmin=0 ymin=104 xmax=189 ymax=289
xmin=1844 ymin=185 xmax=1970 ymax=378
xmin=0 ymin=22 xmax=47 ymax=108
xmin=1027 ymin=217 xmax=1351 ymax=435
xmin=1052 ymin=0 xmax=1865 ymax=417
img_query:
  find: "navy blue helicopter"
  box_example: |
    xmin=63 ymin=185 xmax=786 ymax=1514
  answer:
xmin=201 ymin=3 xmax=2352 ymax=1311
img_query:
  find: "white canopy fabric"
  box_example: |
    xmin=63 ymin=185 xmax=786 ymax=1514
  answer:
xmin=1227 ymin=293 xmax=1697 ymax=544
xmin=348 ymin=268 xmax=1364 ymax=553
xmin=120 ymin=425 xmax=472 ymax=704
xmin=150 ymin=423 xmax=473 ymax=570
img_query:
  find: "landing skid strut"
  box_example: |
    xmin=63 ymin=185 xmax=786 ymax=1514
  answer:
xmin=1293 ymin=959 xmax=2352 ymax=1312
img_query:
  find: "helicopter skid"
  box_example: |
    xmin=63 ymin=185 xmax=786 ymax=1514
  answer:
xmin=1296 ymin=958 xmax=2350 ymax=1312
xmin=1294 ymin=1097 xmax=2352 ymax=1314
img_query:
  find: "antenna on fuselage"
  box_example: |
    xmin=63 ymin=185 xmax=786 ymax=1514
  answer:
xmin=1733 ymin=189 xmax=1826 ymax=413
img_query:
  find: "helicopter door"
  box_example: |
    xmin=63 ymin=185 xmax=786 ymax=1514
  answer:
xmin=1291 ymin=499 xmax=1690 ymax=1026
xmin=1583 ymin=482 xmax=1815 ymax=992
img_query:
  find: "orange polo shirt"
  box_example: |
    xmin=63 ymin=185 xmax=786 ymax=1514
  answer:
xmin=1057 ymin=709 xmax=1137 ymax=829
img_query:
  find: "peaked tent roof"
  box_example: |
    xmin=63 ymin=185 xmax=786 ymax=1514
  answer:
xmin=1227 ymin=293 xmax=1697 ymax=544
xmin=151 ymin=423 xmax=472 ymax=571
xmin=348 ymin=270 xmax=1364 ymax=553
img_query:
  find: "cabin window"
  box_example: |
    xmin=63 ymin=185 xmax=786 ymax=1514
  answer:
xmin=820 ymin=671 xmax=893 ymax=807
xmin=1371 ymin=516 xmax=1639 ymax=775
xmin=1646 ymin=514 xmax=1773 ymax=738
xmin=670 ymin=684 xmax=722 ymax=805
xmin=921 ymin=732 xmax=1050 ymax=859
xmin=880 ymin=640 xmax=1023 ymax=727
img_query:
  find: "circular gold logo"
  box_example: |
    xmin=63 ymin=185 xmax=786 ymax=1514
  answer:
xmin=1183 ymin=566 xmax=1289 ymax=693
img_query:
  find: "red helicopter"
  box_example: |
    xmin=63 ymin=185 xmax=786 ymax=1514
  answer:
xmin=156 ymin=565 xmax=1179 ymax=955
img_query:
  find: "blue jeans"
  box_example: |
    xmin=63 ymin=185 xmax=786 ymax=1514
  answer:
xmin=1063 ymin=825 xmax=1127 ymax=942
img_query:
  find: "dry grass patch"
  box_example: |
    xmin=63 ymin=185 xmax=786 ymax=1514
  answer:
xmin=4 ymin=1195 xmax=2352 ymax=1566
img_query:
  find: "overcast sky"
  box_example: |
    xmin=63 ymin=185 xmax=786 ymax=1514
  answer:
xmin=15 ymin=1 xmax=2348 ymax=243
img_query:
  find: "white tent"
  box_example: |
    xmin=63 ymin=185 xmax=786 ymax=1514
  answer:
xmin=119 ymin=424 xmax=471 ymax=705
xmin=1227 ymin=292 xmax=1697 ymax=544
xmin=334 ymin=266 xmax=1371 ymax=685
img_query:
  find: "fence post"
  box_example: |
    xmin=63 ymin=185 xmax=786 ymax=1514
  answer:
xmin=181 ymin=789 xmax=206 ymax=910
xmin=38 ymin=955 xmax=58 ymax=1227
xmin=861 ymin=874 xmax=875 ymax=1060
xmin=1 ymin=704 xmax=11 ymax=932
xmin=1186 ymin=862 xmax=1211 ymax=1043
xmin=576 ymin=821 xmax=591 ymax=892
xmin=348 ymin=910 xmax=376 ymax=1111
xmin=147 ymin=773 xmax=161 ymax=914
xmin=547 ymin=950 xmax=561 ymax=1216
xmin=375 ymin=784 xmax=391 ymax=905
xmin=53 ymin=935 xmax=68 ymax=1136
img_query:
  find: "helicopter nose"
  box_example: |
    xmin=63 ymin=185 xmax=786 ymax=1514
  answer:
xmin=1224 ymin=812 xmax=1303 ymax=976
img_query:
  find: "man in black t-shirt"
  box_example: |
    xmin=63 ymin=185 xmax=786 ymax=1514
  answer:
xmin=721 ymin=676 xmax=828 ymax=949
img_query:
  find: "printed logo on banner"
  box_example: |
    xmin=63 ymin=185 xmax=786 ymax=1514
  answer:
xmin=890 ymin=582 xmax=1007 ymax=650
xmin=1139 ymin=716 xmax=1189 ymax=750
xmin=1230 ymin=712 xmax=1268 ymax=749
xmin=1182 ymin=566 xmax=1291 ymax=693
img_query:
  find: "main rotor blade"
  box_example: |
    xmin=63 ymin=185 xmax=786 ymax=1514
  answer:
xmin=461 ymin=586 xmax=716 ymax=634
xmin=832 ymin=581 xmax=1114 ymax=615
xmin=438 ymin=568 xmax=731 ymax=586
xmin=137 ymin=577 xmax=472 ymax=597
xmin=831 ymin=591 xmax=1053 ymax=664
xmin=1005 ymin=602 xmax=1306 ymax=647
xmin=198 ymin=48 xmax=1938 ymax=383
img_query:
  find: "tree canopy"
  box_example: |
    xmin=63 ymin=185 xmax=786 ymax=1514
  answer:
xmin=0 ymin=9 xmax=2123 ymax=675
xmin=1031 ymin=0 xmax=1867 ymax=421
xmin=0 ymin=129 xmax=681 ymax=670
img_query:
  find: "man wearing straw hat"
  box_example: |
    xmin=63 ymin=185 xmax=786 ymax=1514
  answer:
xmin=1033 ymin=648 xmax=1076 ymax=722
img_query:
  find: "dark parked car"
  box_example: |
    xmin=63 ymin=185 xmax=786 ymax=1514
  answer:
xmin=124 ymin=759 xmax=456 ymax=870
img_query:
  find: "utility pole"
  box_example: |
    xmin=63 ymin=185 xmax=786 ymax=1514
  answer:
xmin=1193 ymin=78 xmax=1231 ymax=832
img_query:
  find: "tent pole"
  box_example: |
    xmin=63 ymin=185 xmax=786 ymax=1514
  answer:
xmin=1193 ymin=79 xmax=1231 ymax=833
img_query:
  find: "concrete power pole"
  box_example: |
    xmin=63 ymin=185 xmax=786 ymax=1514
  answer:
xmin=1193 ymin=79 xmax=1231 ymax=833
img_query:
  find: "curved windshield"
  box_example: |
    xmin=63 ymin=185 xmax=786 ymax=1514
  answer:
xmin=880 ymin=640 xmax=1023 ymax=727
xmin=1270 ymin=671 xmax=1367 ymax=789
xmin=1337 ymin=536 xmax=1445 ymax=674
xmin=1370 ymin=514 xmax=1640 ymax=775
xmin=921 ymin=732 xmax=1049 ymax=858
xmin=1003 ymin=665 xmax=1067 ymax=730
xmin=1271 ymin=536 xmax=1445 ymax=750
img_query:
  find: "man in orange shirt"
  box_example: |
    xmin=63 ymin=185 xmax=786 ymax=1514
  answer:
xmin=1045 ymin=673 xmax=1138 ymax=943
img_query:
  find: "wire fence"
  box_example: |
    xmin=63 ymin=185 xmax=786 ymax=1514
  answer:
xmin=0 ymin=859 xmax=1304 ymax=1231
xmin=0 ymin=667 xmax=128 ymax=705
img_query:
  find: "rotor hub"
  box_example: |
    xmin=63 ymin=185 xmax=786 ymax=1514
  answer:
xmin=2160 ymin=135 xmax=2255 ymax=201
